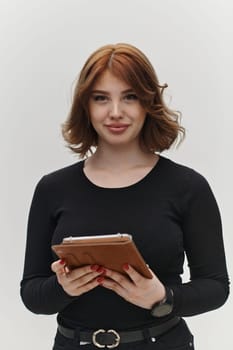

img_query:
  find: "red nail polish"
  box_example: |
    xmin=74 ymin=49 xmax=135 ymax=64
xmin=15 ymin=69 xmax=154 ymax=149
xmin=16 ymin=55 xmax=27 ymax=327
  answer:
xmin=123 ymin=263 xmax=129 ymax=271
xmin=101 ymin=268 xmax=106 ymax=276
xmin=97 ymin=266 xmax=104 ymax=273
xmin=97 ymin=276 xmax=104 ymax=284
xmin=91 ymin=264 xmax=99 ymax=271
xmin=59 ymin=259 xmax=65 ymax=265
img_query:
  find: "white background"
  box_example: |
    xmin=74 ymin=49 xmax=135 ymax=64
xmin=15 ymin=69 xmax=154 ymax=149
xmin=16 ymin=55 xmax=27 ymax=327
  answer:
xmin=1 ymin=0 xmax=232 ymax=349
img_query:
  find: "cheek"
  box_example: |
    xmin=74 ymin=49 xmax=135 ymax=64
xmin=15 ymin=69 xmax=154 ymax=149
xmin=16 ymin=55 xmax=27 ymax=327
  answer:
xmin=135 ymin=110 xmax=147 ymax=127
xmin=89 ymin=105 xmax=107 ymax=123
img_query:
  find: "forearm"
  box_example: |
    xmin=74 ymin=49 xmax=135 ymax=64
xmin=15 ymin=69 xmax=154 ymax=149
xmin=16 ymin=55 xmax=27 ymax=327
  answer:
xmin=169 ymin=277 xmax=229 ymax=317
xmin=20 ymin=275 xmax=77 ymax=315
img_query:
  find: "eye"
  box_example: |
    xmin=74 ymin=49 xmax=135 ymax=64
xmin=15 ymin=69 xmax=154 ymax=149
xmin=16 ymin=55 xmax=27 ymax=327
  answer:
xmin=92 ymin=94 xmax=108 ymax=102
xmin=124 ymin=93 xmax=138 ymax=101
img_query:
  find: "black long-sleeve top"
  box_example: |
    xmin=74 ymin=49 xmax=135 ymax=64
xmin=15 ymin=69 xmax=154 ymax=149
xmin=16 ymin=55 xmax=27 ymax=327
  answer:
xmin=20 ymin=156 xmax=229 ymax=329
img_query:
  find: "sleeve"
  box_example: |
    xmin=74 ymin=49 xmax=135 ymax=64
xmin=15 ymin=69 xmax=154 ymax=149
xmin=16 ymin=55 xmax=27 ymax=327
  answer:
xmin=169 ymin=172 xmax=230 ymax=316
xmin=20 ymin=176 xmax=77 ymax=314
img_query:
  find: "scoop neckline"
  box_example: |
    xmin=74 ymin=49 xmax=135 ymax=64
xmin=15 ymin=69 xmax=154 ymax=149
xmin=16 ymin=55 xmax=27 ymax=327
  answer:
xmin=79 ymin=155 xmax=164 ymax=191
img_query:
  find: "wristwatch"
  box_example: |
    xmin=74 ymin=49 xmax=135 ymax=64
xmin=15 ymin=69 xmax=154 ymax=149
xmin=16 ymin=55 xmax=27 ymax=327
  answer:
xmin=150 ymin=287 xmax=174 ymax=317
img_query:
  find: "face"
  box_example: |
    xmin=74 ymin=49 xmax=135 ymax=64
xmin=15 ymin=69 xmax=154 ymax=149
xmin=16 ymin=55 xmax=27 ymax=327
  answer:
xmin=88 ymin=70 xmax=147 ymax=149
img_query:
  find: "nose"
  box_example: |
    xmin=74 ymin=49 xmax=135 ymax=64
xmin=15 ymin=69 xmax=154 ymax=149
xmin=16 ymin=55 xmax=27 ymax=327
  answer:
xmin=109 ymin=101 xmax=123 ymax=119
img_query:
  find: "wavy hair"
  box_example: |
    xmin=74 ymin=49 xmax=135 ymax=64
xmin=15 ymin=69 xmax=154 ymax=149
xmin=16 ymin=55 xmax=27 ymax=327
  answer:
xmin=62 ymin=43 xmax=185 ymax=157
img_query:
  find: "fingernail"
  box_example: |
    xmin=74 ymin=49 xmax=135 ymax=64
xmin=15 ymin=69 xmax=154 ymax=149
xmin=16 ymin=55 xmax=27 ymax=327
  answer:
xmin=101 ymin=268 xmax=106 ymax=276
xmin=97 ymin=266 xmax=104 ymax=273
xmin=97 ymin=276 xmax=104 ymax=284
xmin=59 ymin=259 xmax=65 ymax=265
xmin=91 ymin=264 xmax=99 ymax=271
xmin=123 ymin=263 xmax=129 ymax=271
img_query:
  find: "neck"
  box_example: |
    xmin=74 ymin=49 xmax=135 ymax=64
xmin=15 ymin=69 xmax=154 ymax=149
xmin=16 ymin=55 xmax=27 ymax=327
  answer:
xmin=86 ymin=142 xmax=157 ymax=171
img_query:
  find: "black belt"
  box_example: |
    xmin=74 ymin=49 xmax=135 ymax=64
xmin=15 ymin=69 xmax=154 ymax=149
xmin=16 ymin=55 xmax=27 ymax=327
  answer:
xmin=58 ymin=316 xmax=180 ymax=348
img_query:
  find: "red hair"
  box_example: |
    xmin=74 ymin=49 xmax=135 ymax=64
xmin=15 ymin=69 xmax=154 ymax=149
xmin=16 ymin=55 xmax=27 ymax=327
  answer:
xmin=62 ymin=43 xmax=185 ymax=157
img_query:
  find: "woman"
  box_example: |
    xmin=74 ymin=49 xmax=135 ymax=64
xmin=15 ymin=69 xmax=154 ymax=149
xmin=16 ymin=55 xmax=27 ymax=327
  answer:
xmin=21 ymin=43 xmax=229 ymax=349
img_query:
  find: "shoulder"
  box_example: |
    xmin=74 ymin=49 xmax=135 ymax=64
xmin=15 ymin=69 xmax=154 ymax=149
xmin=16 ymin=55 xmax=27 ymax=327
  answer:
xmin=159 ymin=156 xmax=218 ymax=211
xmin=159 ymin=155 xmax=211 ymax=191
xmin=35 ymin=160 xmax=84 ymax=190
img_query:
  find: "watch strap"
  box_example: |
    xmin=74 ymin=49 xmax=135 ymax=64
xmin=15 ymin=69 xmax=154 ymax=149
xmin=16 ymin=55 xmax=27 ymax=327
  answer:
xmin=150 ymin=286 xmax=174 ymax=317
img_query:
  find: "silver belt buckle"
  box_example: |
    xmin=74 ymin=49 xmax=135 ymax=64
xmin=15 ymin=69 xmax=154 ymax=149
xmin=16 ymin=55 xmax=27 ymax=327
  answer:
xmin=92 ymin=329 xmax=120 ymax=348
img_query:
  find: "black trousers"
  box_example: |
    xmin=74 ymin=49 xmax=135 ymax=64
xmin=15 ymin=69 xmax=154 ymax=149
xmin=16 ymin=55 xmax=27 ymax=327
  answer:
xmin=52 ymin=318 xmax=194 ymax=350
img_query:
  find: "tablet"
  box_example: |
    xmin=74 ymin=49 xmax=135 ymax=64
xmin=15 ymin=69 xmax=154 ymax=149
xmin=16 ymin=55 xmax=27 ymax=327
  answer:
xmin=52 ymin=233 xmax=152 ymax=279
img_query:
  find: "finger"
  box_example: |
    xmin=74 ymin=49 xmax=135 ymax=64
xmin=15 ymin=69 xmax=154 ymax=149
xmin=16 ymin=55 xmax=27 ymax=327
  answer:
xmin=104 ymin=268 xmax=133 ymax=289
xmin=122 ymin=264 xmax=145 ymax=285
xmin=51 ymin=259 xmax=66 ymax=274
xmin=66 ymin=265 xmax=104 ymax=282
xmin=62 ymin=274 xmax=105 ymax=297
xmin=66 ymin=270 xmax=105 ymax=289
xmin=75 ymin=276 xmax=105 ymax=295
xmin=148 ymin=267 xmax=156 ymax=276
xmin=147 ymin=267 xmax=161 ymax=283
xmin=101 ymin=277 xmax=128 ymax=298
xmin=59 ymin=266 xmax=105 ymax=290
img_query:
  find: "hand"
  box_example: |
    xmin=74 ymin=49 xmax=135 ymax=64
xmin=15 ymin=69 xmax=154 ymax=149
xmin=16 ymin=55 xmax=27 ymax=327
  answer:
xmin=100 ymin=264 xmax=166 ymax=309
xmin=51 ymin=260 xmax=106 ymax=297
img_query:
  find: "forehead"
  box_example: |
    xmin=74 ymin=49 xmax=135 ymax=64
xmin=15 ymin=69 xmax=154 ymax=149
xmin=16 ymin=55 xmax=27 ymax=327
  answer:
xmin=91 ymin=70 xmax=132 ymax=91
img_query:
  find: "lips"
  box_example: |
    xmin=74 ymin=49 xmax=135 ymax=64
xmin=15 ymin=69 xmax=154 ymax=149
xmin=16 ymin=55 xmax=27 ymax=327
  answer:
xmin=105 ymin=123 xmax=129 ymax=128
xmin=105 ymin=124 xmax=130 ymax=133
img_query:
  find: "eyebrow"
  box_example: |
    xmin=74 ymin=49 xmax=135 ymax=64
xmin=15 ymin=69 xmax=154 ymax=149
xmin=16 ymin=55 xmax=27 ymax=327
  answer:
xmin=90 ymin=89 xmax=135 ymax=95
